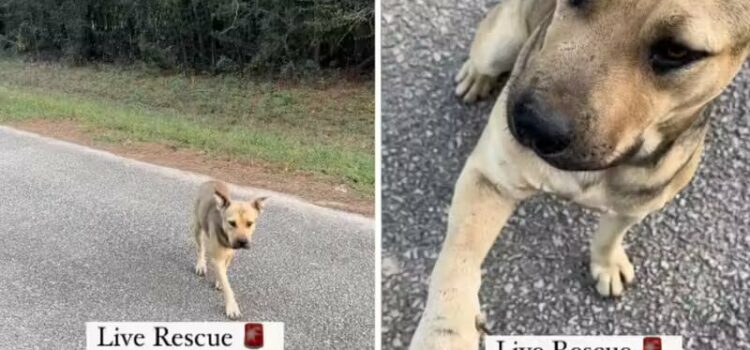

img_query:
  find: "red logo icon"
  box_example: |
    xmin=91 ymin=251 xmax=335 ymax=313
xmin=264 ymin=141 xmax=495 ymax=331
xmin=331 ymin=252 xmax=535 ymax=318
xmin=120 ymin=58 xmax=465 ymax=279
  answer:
xmin=244 ymin=323 xmax=264 ymax=349
xmin=643 ymin=337 xmax=662 ymax=350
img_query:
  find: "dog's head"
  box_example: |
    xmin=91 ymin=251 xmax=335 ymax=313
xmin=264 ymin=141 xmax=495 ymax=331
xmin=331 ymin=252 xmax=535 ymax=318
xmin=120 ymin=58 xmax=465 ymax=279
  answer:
xmin=506 ymin=0 xmax=750 ymax=171
xmin=214 ymin=191 xmax=268 ymax=249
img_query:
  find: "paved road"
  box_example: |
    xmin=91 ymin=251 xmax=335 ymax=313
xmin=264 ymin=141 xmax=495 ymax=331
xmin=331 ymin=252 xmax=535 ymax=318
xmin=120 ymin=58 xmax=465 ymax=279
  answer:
xmin=0 ymin=127 xmax=374 ymax=349
xmin=382 ymin=1 xmax=750 ymax=349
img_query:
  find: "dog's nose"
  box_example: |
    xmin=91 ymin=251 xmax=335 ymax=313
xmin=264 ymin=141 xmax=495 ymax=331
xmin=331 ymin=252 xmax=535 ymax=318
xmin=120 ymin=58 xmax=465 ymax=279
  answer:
xmin=509 ymin=93 xmax=573 ymax=155
xmin=235 ymin=237 xmax=249 ymax=248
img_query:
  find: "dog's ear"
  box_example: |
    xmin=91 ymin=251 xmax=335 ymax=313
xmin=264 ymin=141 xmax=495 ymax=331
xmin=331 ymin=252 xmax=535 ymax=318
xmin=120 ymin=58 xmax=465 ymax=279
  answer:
xmin=253 ymin=197 xmax=269 ymax=211
xmin=214 ymin=191 xmax=230 ymax=210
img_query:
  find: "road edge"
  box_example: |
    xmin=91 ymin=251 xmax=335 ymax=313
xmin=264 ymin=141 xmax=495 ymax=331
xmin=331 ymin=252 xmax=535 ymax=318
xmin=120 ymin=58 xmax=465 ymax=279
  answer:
xmin=0 ymin=125 xmax=373 ymax=228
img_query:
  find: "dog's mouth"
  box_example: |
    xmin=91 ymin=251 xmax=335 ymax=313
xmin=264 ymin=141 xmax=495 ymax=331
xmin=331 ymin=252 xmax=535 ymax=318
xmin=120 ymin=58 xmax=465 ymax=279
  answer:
xmin=537 ymin=154 xmax=615 ymax=172
xmin=232 ymin=241 xmax=250 ymax=249
xmin=507 ymin=127 xmax=628 ymax=171
xmin=526 ymin=141 xmax=641 ymax=172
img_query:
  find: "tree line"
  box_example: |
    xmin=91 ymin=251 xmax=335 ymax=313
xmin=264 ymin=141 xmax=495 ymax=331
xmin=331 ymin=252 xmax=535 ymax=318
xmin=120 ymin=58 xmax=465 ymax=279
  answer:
xmin=0 ymin=0 xmax=374 ymax=75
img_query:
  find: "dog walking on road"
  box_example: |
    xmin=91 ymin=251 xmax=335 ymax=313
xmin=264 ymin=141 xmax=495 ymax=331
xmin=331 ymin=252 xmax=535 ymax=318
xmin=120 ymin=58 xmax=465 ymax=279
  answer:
xmin=192 ymin=180 xmax=268 ymax=319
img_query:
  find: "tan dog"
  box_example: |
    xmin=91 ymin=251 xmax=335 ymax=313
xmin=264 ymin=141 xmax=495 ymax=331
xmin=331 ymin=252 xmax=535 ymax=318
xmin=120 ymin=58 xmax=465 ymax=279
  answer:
xmin=192 ymin=180 xmax=268 ymax=319
xmin=411 ymin=0 xmax=750 ymax=349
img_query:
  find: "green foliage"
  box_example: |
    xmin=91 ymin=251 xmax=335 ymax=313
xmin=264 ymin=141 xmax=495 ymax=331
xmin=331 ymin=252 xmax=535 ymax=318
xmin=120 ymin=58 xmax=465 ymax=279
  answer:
xmin=0 ymin=58 xmax=375 ymax=193
xmin=0 ymin=0 xmax=374 ymax=74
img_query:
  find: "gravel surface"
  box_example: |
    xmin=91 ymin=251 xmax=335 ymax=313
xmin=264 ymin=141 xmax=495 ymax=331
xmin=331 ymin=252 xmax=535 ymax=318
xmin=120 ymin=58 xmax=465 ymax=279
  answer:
xmin=381 ymin=1 xmax=750 ymax=349
xmin=0 ymin=128 xmax=374 ymax=349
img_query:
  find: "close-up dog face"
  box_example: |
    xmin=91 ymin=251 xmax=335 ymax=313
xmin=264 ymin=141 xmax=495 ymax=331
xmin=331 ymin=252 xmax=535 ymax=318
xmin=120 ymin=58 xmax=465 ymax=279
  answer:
xmin=214 ymin=192 xmax=267 ymax=249
xmin=506 ymin=0 xmax=750 ymax=171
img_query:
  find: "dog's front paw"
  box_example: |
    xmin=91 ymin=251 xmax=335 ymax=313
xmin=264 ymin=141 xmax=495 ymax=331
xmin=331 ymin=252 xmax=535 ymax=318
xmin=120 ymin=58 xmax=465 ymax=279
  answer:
xmin=194 ymin=261 xmax=207 ymax=276
xmin=214 ymin=280 xmax=223 ymax=291
xmin=410 ymin=293 xmax=482 ymax=350
xmin=225 ymin=301 xmax=242 ymax=320
xmin=410 ymin=313 xmax=483 ymax=350
xmin=455 ymin=60 xmax=494 ymax=103
xmin=591 ymin=248 xmax=635 ymax=297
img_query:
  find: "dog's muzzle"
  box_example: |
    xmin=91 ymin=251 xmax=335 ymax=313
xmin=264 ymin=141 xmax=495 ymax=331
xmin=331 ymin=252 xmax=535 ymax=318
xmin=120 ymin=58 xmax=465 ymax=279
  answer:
xmin=506 ymin=91 xmax=616 ymax=171
xmin=233 ymin=237 xmax=250 ymax=249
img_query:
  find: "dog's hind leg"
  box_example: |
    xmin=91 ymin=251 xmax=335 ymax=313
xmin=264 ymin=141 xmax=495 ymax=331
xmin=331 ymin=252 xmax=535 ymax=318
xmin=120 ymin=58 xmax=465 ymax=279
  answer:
xmin=192 ymin=220 xmax=207 ymax=276
xmin=410 ymin=164 xmax=519 ymax=350
xmin=213 ymin=256 xmax=241 ymax=319
xmin=590 ymin=214 xmax=640 ymax=297
xmin=456 ymin=0 xmax=554 ymax=102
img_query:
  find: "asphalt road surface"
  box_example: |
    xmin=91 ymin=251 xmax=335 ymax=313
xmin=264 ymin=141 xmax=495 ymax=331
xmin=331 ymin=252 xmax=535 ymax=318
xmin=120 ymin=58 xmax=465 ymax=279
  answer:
xmin=382 ymin=1 xmax=750 ymax=349
xmin=0 ymin=127 xmax=374 ymax=349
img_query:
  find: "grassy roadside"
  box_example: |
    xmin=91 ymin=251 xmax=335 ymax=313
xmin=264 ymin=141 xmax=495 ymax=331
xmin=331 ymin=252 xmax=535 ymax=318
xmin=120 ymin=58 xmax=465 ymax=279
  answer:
xmin=0 ymin=59 xmax=374 ymax=196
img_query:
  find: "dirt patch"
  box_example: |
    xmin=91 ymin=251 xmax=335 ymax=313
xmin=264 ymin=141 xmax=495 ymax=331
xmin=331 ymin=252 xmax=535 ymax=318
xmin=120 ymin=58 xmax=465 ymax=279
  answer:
xmin=7 ymin=119 xmax=373 ymax=216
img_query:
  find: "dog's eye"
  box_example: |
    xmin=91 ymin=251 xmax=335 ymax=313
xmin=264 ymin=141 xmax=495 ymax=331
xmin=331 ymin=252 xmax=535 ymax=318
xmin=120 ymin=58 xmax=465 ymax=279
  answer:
xmin=228 ymin=220 xmax=236 ymax=227
xmin=650 ymin=39 xmax=708 ymax=74
xmin=568 ymin=0 xmax=587 ymax=8
xmin=246 ymin=221 xmax=253 ymax=228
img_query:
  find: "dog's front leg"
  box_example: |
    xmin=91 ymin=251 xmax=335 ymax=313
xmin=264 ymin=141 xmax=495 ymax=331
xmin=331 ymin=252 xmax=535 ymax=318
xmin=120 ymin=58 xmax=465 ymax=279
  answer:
xmin=193 ymin=226 xmax=207 ymax=276
xmin=410 ymin=166 xmax=517 ymax=350
xmin=214 ymin=255 xmax=233 ymax=291
xmin=456 ymin=0 xmax=554 ymax=102
xmin=590 ymin=214 xmax=641 ymax=297
xmin=212 ymin=256 xmax=241 ymax=319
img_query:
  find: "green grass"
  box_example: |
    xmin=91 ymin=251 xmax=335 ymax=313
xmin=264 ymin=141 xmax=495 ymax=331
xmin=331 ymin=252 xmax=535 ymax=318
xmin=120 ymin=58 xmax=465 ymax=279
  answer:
xmin=0 ymin=59 xmax=374 ymax=195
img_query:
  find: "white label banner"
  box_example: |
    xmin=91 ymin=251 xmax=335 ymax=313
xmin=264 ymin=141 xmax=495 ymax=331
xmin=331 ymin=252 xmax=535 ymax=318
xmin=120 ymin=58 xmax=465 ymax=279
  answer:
xmin=486 ymin=336 xmax=681 ymax=350
xmin=86 ymin=322 xmax=283 ymax=350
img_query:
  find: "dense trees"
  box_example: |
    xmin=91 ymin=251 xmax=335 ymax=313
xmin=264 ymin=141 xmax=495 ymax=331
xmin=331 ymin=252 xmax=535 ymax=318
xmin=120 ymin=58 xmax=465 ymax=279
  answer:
xmin=0 ymin=0 xmax=374 ymax=74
